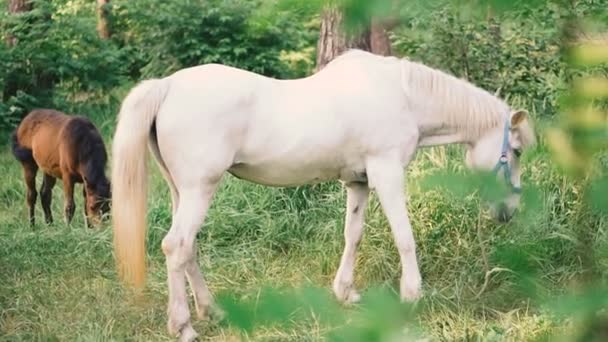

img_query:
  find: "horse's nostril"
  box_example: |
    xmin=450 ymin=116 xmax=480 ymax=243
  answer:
xmin=495 ymin=202 xmax=512 ymax=223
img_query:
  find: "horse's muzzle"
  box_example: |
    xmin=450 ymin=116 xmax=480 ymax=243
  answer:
xmin=492 ymin=202 xmax=516 ymax=223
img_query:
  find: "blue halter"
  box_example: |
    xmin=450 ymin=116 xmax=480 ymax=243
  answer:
xmin=492 ymin=117 xmax=522 ymax=194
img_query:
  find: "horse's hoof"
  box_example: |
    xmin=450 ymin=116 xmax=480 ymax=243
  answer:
xmin=400 ymin=271 xmax=423 ymax=302
xmin=178 ymin=324 xmax=198 ymax=342
xmin=333 ymin=283 xmax=361 ymax=305
xmin=400 ymin=284 xmax=422 ymax=302
xmin=195 ymin=304 xmax=224 ymax=322
xmin=345 ymin=290 xmax=361 ymax=304
xmin=167 ymin=311 xmax=190 ymax=337
xmin=209 ymin=305 xmax=226 ymax=322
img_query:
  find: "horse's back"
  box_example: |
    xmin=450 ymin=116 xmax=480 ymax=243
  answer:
xmin=154 ymin=53 xmax=411 ymax=187
xmin=15 ymin=109 xmax=78 ymax=177
xmin=16 ymin=109 xmax=70 ymax=148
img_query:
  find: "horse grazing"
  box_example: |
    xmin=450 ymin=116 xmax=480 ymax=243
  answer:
xmin=12 ymin=109 xmax=111 ymax=227
xmin=111 ymin=50 xmax=535 ymax=341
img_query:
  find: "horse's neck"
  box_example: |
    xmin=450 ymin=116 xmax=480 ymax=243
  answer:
xmin=417 ymin=129 xmax=467 ymax=147
xmin=406 ymin=101 xmax=468 ymax=147
xmin=412 ymin=104 xmax=505 ymax=147
xmin=397 ymin=59 xmax=505 ymax=148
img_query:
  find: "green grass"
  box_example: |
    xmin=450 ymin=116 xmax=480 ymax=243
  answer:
xmin=1 ymin=101 xmax=606 ymax=341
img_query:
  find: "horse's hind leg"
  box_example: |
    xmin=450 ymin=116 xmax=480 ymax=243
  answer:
xmin=152 ymin=140 xmax=216 ymax=321
xmin=162 ymin=182 xmax=219 ymax=341
xmin=186 ymin=248 xmax=218 ymax=321
xmin=171 ymin=184 xmax=217 ymax=322
xmin=61 ymin=175 xmax=76 ymax=224
xmin=22 ymin=162 xmax=38 ymax=226
xmin=171 ymin=186 xmax=217 ymax=321
xmin=40 ymin=174 xmax=56 ymax=224
xmin=333 ymin=182 xmax=370 ymax=304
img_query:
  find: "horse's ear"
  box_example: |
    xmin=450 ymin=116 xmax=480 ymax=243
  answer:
xmin=494 ymin=87 xmax=502 ymax=97
xmin=510 ymin=110 xmax=528 ymax=128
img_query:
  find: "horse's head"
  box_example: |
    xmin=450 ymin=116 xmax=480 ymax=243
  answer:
xmin=465 ymin=109 xmax=536 ymax=222
xmin=85 ymin=178 xmax=111 ymax=225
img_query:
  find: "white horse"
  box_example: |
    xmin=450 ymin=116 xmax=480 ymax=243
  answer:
xmin=111 ymin=50 xmax=535 ymax=341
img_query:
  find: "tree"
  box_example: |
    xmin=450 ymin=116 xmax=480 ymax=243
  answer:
xmin=6 ymin=0 xmax=32 ymax=46
xmin=370 ymin=18 xmax=393 ymax=57
xmin=316 ymin=4 xmax=394 ymax=71
xmin=3 ymin=0 xmax=33 ymax=101
xmin=2 ymin=0 xmax=57 ymax=112
xmin=96 ymin=0 xmax=111 ymax=39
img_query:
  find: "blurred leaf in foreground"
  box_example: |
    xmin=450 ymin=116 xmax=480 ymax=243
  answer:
xmin=420 ymin=170 xmax=509 ymax=203
xmin=570 ymin=42 xmax=608 ymax=67
xmin=218 ymin=286 xmax=420 ymax=341
xmin=544 ymin=285 xmax=608 ymax=342
xmin=587 ymin=175 xmax=608 ymax=216
xmin=329 ymin=287 xmax=421 ymax=342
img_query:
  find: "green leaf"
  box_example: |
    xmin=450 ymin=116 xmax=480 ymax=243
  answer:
xmin=587 ymin=176 xmax=608 ymax=216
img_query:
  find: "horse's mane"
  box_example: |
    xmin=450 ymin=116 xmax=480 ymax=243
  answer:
xmin=400 ymin=58 xmax=509 ymax=141
xmin=66 ymin=117 xmax=110 ymax=193
xmin=330 ymin=50 xmax=535 ymax=144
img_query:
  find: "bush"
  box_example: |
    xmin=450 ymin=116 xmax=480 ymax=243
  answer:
xmin=392 ymin=3 xmax=572 ymax=117
xmin=112 ymin=0 xmax=317 ymax=80
xmin=0 ymin=0 xmax=125 ymax=136
xmin=0 ymin=0 xmax=317 ymax=139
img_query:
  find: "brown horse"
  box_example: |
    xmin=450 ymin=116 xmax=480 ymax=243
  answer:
xmin=11 ymin=109 xmax=111 ymax=226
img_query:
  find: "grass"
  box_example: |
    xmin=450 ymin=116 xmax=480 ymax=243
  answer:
xmin=0 ymin=99 xmax=606 ymax=341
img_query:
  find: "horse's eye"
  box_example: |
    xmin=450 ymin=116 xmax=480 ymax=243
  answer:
xmin=513 ymin=148 xmax=522 ymax=158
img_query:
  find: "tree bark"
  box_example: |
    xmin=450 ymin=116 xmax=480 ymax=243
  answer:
xmin=6 ymin=0 xmax=32 ymax=46
xmin=96 ymin=0 xmax=111 ymax=39
xmin=8 ymin=0 xmax=31 ymax=13
xmin=316 ymin=6 xmax=367 ymax=71
xmin=3 ymin=0 xmax=32 ymax=101
xmin=316 ymin=5 xmax=394 ymax=71
xmin=370 ymin=18 xmax=393 ymax=56
xmin=3 ymin=0 xmax=56 ymax=103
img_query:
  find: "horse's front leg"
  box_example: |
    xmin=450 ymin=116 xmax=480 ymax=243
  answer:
xmin=367 ymin=157 xmax=422 ymax=301
xmin=333 ymin=182 xmax=370 ymax=304
xmin=62 ymin=175 xmax=75 ymax=224
xmin=82 ymin=187 xmax=92 ymax=228
xmin=40 ymin=174 xmax=56 ymax=224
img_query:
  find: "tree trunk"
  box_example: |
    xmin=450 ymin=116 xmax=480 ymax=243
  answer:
xmin=486 ymin=6 xmax=501 ymax=43
xmin=96 ymin=0 xmax=111 ymax=39
xmin=370 ymin=18 xmax=392 ymax=56
xmin=8 ymin=0 xmax=31 ymax=13
xmin=3 ymin=0 xmax=32 ymax=101
xmin=3 ymin=0 xmax=56 ymax=104
xmin=6 ymin=0 xmax=32 ymax=46
xmin=316 ymin=6 xmax=368 ymax=71
xmin=316 ymin=5 xmax=393 ymax=71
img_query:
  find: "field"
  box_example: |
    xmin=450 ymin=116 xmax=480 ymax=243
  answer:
xmin=1 ymin=99 xmax=605 ymax=341
xmin=1 ymin=0 xmax=607 ymax=340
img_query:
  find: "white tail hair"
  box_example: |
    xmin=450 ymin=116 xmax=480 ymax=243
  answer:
xmin=111 ymin=78 xmax=170 ymax=288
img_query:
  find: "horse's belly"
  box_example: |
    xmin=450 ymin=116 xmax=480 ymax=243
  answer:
xmin=43 ymin=166 xmax=62 ymax=179
xmin=227 ymin=162 xmax=341 ymax=187
xmin=32 ymin=149 xmax=62 ymax=178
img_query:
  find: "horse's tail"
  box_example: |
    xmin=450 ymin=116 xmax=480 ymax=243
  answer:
xmin=10 ymin=129 xmax=34 ymax=164
xmin=112 ymin=78 xmax=170 ymax=288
